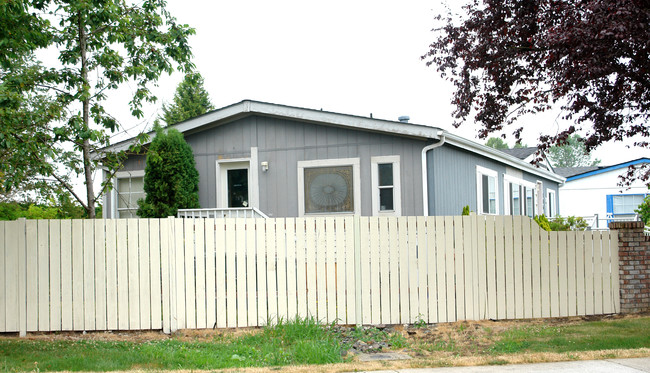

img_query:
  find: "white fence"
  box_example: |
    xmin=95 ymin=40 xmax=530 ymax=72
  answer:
xmin=0 ymin=216 xmax=619 ymax=335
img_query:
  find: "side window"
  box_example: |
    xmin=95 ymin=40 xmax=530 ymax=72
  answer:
xmin=115 ymin=171 xmax=145 ymax=218
xmin=297 ymin=158 xmax=361 ymax=216
xmin=476 ymin=166 xmax=499 ymax=215
xmin=547 ymin=189 xmax=556 ymax=218
xmin=504 ymin=175 xmax=536 ymax=217
xmin=371 ymin=156 xmax=401 ymax=216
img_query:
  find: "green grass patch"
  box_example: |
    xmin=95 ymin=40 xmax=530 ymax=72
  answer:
xmin=490 ymin=317 xmax=650 ymax=354
xmin=0 ymin=317 xmax=343 ymax=372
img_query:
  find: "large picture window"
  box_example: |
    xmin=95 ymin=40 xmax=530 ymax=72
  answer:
xmin=298 ymin=158 xmax=360 ymax=216
xmin=608 ymin=194 xmax=646 ymax=216
xmin=476 ymin=166 xmax=498 ymax=215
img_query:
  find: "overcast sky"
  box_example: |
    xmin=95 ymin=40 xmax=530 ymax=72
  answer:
xmin=109 ymin=0 xmax=645 ymax=166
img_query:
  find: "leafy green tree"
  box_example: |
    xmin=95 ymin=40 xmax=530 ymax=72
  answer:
xmin=635 ymin=192 xmax=650 ymax=225
xmin=160 ymin=72 xmax=214 ymax=126
xmin=0 ymin=0 xmax=195 ymax=218
xmin=137 ymin=126 xmax=200 ymax=218
xmin=547 ymin=134 xmax=601 ymax=168
xmin=486 ymin=137 xmax=509 ymax=150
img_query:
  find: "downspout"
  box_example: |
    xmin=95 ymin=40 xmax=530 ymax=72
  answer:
xmin=421 ymin=131 xmax=446 ymax=216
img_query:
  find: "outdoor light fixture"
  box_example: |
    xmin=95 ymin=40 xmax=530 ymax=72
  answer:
xmin=261 ymin=161 xmax=269 ymax=172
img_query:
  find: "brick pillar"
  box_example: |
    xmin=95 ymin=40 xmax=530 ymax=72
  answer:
xmin=609 ymin=221 xmax=650 ymax=313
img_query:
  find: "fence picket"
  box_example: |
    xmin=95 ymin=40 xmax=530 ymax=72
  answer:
xmin=503 ymin=216 xmax=515 ymax=319
xmin=494 ymin=217 xmax=506 ymax=319
xmin=558 ymin=232 xmax=568 ymax=317
xmin=435 ymin=216 xmax=447 ymax=322
xmin=295 ymin=218 xmax=307 ymax=320
xmin=540 ymin=229 xmax=551 ymax=318
xmin=26 ymin=220 xmax=37 ymax=331
xmin=549 ymin=232 xmax=560 ymax=317
xmin=379 ymin=217 xmax=391 ymax=324
xmin=265 ymin=219 xmax=277 ymax=324
xmin=150 ymin=219 xmax=162 ymax=330
xmin=602 ymin=231 xmax=613 ymax=314
xmin=225 ymin=219 xmax=237 ymax=327
xmin=72 ymin=220 xmax=84 ymax=330
xmin=195 ymin=219 xmax=206 ymax=329
xmin=105 ymin=220 xmax=117 ymax=330
xmin=485 ymin=217 xmax=497 ymax=320
xmin=235 ymin=218 xmax=247 ymax=327
xmin=584 ymin=231 xmax=595 ymax=315
xmin=444 ymin=216 xmax=455 ymax=322
xmin=116 ymin=220 xmax=129 ymax=330
xmin=37 ymin=220 xmax=50 ymax=331
xmin=521 ymin=217 xmax=533 ymax=319
xmin=398 ymin=217 xmax=411 ymax=324
xmin=476 ymin=216 xmax=488 ymax=320
xmin=567 ymin=232 xmax=577 ymax=316
xmin=593 ymin=231 xmax=604 ymax=314
xmin=425 ymin=217 xmax=438 ymax=323
xmin=513 ymin=217 xmax=524 ymax=319
xmin=360 ymin=217 xmax=372 ymax=324
xmin=417 ymin=216 xmax=429 ymax=322
xmin=305 ymin=219 xmax=317 ymax=319
xmin=530 ymin=221 xmax=542 ymax=318
xmin=344 ymin=217 xmax=356 ymax=325
xmin=248 ymin=218 xmax=260 ymax=324
xmin=276 ymin=218 xmax=288 ymax=323
xmin=335 ymin=217 xmax=347 ymax=323
xmin=325 ymin=217 xmax=337 ymax=323
xmin=215 ymin=219 xmax=227 ymax=328
xmin=5 ymin=221 xmax=20 ymax=332
xmin=452 ymin=216 xmax=465 ymax=321
xmin=369 ymin=218 xmax=381 ymax=324
xmin=94 ymin=220 xmax=107 ymax=330
xmin=204 ymin=218 xmax=216 ymax=329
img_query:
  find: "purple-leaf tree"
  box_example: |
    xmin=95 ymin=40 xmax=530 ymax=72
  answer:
xmin=422 ymin=0 xmax=649 ymax=186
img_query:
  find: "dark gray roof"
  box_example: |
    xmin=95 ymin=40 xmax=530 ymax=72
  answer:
xmin=499 ymin=147 xmax=538 ymax=160
xmin=553 ymin=166 xmax=602 ymax=178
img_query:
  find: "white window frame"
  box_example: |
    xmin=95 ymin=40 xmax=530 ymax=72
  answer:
xmin=476 ymin=166 xmax=499 ymax=215
xmin=112 ymin=170 xmax=145 ymax=218
xmin=371 ymin=155 xmax=401 ymax=216
xmin=503 ymin=174 xmax=537 ymax=217
xmin=297 ymin=157 xmax=361 ymax=217
xmin=547 ymin=189 xmax=557 ymax=218
xmin=215 ymin=147 xmax=259 ymax=209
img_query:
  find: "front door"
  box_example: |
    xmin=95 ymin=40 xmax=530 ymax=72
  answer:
xmin=227 ymin=168 xmax=249 ymax=207
xmin=219 ymin=161 xmax=250 ymax=208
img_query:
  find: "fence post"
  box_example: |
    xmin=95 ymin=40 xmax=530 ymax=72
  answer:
xmin=168 ymin=216 xmax=178 ymax=333
xmin=354 ymin=215 xmax=362 ymax=327
xmin=17 ymin=218 xmax=27 ymax=337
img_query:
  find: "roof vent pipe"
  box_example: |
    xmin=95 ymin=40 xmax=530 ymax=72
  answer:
xmin=398 ymin=115 xmax=410 ymax=123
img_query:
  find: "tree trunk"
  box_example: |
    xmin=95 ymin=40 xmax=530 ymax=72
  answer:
xmin=79 ymin=10 xmax=96 ymax=219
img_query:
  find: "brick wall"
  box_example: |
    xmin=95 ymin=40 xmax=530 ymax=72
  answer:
xmin=609 ymin=221 xmax=650 ymax=313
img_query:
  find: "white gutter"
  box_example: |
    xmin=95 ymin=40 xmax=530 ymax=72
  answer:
xmin=422 ymin=131 xmax=446 ymax=216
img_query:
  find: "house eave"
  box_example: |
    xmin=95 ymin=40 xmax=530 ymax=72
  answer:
xmin=443 ymin=133 xmax=566 ymax=184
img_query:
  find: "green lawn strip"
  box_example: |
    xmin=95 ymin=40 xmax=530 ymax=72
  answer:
xmin=0 ymin=318 xmax=343 ymax=372
xmin=490 ymin=317 xmax=650 ymax=354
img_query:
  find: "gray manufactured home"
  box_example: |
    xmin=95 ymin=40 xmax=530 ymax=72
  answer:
xmin=102 ymin=100 xmax=564 ymax=219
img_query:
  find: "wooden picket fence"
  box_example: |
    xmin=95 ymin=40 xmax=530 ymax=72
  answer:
xmin=0 ymin=216 xmax=619 ymax=335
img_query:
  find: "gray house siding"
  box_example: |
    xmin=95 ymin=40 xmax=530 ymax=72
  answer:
xmin=426 ymin=144 xmax=561 ymax=216
xmin=170 ymin=114 xmax=427 ymax=217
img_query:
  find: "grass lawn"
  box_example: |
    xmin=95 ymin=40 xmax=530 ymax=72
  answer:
xmin=1 ymin=315 xmax=649 ymax=372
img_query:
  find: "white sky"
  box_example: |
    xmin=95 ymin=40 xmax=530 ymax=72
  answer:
xmin=90 ymin=0 xmax=647 ymax=199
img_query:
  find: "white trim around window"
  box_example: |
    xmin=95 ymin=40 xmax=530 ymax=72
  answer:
xmin=503 ymin=174 xmax=537 ymax=217
xmin=476 ymin=165 xmax=499 ymax=215
xmin=371 ymin=155 xmax=401 ymax=216
xmin=297 ymin=157 xmax=361 ymax=217
xmin=112 ymin=170 xmax=145 ymax=218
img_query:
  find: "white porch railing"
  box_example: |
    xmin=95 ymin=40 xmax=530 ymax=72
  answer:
xmin=177 ymin=207 xmax=269 ymax=219
xmin=576 ymin=213 xmax=639 ymax=230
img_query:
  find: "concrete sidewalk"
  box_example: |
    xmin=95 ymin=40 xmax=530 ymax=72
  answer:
xmin=353 ymin=357 xmax=650 ymax=373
